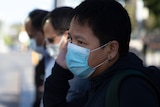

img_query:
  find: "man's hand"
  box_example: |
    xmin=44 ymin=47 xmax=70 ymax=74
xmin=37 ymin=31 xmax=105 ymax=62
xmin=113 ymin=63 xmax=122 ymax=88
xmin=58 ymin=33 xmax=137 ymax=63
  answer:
xmin=56 ymin=42 xmax=68 ymax=69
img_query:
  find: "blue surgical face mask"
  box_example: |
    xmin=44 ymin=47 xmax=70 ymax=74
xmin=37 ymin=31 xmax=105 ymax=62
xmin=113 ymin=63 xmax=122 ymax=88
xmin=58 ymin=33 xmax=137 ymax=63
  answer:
xmin=29 ymin=38 xmax=44 ymax=54
xmin=66 ymin=42 xmax=110 ymax=78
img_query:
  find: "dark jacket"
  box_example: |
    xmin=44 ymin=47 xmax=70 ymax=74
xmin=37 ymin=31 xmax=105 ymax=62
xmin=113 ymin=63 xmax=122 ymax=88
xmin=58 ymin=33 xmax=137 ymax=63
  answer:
xmin=43 ymin=52 xmax=159 ymax=107
xmin=35 ymin=56 xmax=45 ymax=87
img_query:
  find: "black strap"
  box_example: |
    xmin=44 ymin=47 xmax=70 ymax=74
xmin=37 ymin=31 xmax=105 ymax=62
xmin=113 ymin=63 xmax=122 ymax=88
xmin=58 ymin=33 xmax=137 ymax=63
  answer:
xmin=105 ymin=70 xmax=160 ymax=107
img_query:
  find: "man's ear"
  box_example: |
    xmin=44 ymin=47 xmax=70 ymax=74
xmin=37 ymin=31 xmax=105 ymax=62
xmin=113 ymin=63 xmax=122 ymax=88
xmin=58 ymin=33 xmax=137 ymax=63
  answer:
xmin=107 ymin=40 xmax=119 ymax=61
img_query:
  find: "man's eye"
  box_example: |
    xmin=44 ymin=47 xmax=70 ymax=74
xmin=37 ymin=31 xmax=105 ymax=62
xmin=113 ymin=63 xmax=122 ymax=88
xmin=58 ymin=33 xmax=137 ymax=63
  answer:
xmin=78 ymin=40 xmax=84 ymax=45
xmin=48 ymin=38 xmax=54 ymax=43
xmin=45 ymin=38 xmax=54 ymax=43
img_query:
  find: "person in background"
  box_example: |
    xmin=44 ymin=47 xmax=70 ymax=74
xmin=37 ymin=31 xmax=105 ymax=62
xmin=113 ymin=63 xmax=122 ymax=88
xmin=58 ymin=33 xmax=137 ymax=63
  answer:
xmin=43 ymin=0 xmax=160 ymax=107
xmin=24 ymin=9 xmax=49 ymax=107
xmin=42 ymin=7 xmax=72 ymax=80
xmin=42 ymin=6 xmax=90 ymax=107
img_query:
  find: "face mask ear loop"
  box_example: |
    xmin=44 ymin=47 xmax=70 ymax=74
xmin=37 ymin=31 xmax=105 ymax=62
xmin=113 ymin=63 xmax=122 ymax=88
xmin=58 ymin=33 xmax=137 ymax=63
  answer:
xmin=91 ymin=42 xmax=111 ymax=69
xmin=90 ymin=42 xmax=110 ymax=52
xmin=93 ymin=59 xmax=109 ymax=69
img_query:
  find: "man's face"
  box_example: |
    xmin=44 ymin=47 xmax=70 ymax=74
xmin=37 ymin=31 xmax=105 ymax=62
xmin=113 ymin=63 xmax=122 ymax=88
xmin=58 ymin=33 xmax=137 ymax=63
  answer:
xmin=43 ymin=19 xmax=63 ymax=45
xmin=25 ymin=18 xmax=44 ymax=46
xmin=68 ymin=18 xmax=110 ymax=78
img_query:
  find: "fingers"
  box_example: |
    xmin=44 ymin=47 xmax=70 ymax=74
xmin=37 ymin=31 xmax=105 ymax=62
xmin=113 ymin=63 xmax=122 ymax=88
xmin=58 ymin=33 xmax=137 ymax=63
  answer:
xmin=56 ymin=42 xmax=68 ymax=69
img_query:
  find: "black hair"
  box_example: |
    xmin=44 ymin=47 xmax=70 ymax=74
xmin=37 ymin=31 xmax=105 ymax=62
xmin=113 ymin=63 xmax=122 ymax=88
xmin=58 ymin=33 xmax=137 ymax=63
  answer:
xmin=74 ymin=0 xmax=131 ymax=56
xmin=42 ymin=7 xmax=74 ymax=36
xmin=29 ymin=9 xmax=49 ymax=31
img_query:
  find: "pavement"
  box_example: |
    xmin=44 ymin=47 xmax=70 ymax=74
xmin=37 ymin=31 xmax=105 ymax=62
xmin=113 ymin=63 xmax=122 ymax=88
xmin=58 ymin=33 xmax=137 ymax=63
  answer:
xmin=0 ymin=50 xmax=35 ymax=107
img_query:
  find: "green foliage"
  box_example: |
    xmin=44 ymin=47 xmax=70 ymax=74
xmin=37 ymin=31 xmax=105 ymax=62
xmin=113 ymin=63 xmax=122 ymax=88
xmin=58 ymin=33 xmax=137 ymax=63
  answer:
xmin=4 ymin=35 xmax=13 ymax=46
xmin=144 ymin=12 xmax=156 ymax=30
xmin=143 ymin=0 xmax=160 ymax=29
xmin=144 ymin=0 xmax=160 ymax=15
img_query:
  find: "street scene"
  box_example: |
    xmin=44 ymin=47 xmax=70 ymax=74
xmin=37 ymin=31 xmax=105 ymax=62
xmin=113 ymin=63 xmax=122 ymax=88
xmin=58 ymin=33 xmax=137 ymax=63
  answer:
xmin=0 ymin=0 xmax=160 ymax=107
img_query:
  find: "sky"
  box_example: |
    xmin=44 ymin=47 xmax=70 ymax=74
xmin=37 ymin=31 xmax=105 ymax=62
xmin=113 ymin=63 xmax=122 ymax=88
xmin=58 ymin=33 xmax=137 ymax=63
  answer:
xmin=0 ymin=0 xmax=54 ymax=25
xmin=0 ymin=0 xmax=84 ymax=26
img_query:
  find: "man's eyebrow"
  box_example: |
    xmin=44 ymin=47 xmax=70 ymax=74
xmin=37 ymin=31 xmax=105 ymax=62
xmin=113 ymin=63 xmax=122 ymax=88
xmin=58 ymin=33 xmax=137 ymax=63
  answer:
xmin=68 ymin=32 xmax=86 ymax=40
xmin=75 ymin=35 xmax=83 ymax=39
xmin=68 ymin=32 xmax=85 ymax=40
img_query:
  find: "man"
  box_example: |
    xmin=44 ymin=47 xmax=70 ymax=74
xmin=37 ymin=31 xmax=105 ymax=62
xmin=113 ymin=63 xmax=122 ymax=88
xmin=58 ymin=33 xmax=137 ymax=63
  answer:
xmin=25 ymin=9 xmax=49 ymax=107
xmin=43 ymin=0 xmax=160 ymax=107
xmin=42 ymin=7 xmax=90 ymax=106
xmin=42 ymin=7 xmax=72 ymax=79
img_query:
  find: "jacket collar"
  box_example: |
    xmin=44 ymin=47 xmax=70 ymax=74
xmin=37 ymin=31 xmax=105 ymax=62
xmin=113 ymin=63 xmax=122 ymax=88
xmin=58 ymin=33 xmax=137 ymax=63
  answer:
xmin=90 ymin=52 xmax=145 ymax=89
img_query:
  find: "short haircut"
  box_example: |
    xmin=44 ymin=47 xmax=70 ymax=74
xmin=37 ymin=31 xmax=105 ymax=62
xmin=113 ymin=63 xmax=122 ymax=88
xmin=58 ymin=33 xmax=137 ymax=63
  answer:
xmin=73 ymin=0 xmax=131 ymax=56
xmin=29 ymin=9 xmax=49 ymax=31
xmin=42 ymin=7 xmax=74 ymax=36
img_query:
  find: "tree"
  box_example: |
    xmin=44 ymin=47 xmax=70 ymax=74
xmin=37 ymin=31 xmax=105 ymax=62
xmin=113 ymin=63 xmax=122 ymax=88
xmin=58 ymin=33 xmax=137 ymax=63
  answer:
xmin=143 ymin=0 xmax=160 ymax=29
